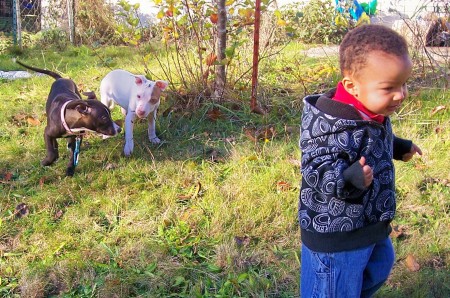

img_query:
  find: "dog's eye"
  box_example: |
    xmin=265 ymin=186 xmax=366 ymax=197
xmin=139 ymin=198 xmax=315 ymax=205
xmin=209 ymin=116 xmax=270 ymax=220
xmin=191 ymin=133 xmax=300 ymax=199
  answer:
xmin=137 ymin=95 xmax=141 ymax=99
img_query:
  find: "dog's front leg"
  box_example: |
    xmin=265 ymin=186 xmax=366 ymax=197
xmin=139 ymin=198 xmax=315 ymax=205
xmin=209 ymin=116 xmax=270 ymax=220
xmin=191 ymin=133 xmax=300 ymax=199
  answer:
xmin=148 ymin=109 xmax=161 ymax=144
xmin=66 ymin=136 xmax=82 ymax=176
xmin=41 ymin=128 xmax=59 ymax=166
xmin=123 ymin=111 xmax=136 ymax=156
xmin=66 ymin=136 xmax=76 ymax=176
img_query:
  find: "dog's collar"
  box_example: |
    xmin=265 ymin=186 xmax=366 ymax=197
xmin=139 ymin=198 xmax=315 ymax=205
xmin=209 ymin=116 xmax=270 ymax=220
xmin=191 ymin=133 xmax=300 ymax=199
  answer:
xmin=61 ymin=101 xmax=95 ymax=136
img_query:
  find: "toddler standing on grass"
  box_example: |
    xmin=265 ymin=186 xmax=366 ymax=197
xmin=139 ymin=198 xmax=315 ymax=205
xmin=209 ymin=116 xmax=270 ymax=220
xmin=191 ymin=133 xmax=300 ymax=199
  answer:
xmin=298 ymin=24 xmax=422 ymax=297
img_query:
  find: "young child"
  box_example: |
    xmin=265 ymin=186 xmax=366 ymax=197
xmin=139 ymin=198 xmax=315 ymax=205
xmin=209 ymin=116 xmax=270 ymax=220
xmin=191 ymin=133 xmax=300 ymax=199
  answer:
xmin=299 ymin=24 xmax=422 ymax=297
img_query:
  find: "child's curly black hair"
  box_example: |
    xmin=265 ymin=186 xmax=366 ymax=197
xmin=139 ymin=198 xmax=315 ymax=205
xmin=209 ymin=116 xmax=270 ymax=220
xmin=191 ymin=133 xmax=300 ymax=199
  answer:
xmin=339 ymin=24 xmax=409 ymax=77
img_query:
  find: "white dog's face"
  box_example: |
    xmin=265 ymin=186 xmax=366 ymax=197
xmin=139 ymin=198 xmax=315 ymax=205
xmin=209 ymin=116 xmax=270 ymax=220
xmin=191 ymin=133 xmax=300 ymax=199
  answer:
xmin=134 ymin=76 xmax=169 ymax=118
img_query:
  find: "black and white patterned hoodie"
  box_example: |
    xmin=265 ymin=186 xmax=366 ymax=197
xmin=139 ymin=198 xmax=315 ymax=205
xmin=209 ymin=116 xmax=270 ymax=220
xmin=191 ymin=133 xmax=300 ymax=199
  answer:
xmin=299 ymin=89 xmax=412 ymax=253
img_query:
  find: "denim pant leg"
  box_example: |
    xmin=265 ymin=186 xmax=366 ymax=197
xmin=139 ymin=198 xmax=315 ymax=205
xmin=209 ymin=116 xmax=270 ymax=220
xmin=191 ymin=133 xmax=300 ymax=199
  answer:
xmin=361 ymin=237 xmax=395 ymax=298
xmin=300 ymin=237 xmax=394 ymax=298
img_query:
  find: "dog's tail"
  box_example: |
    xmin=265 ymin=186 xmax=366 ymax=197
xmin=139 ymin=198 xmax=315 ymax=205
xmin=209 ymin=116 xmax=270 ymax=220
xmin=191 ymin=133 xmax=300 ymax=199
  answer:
xmin=14 ymin=59 xmax=62 ymax=80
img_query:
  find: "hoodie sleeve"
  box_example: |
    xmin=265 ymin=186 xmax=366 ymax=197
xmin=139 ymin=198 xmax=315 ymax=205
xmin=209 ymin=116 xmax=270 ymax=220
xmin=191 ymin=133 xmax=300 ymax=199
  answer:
xmin=301 ymin=151 xmax=367 ymax=200
xmin=393 ymin=135 xmax=413 ymax=160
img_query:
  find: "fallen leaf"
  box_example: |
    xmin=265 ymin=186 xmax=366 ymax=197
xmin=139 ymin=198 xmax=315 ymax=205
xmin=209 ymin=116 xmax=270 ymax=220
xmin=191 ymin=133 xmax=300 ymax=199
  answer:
xmin=3 ymin=172 xmax=13 ymax=182
xmin=39 ymin=176 xmax=46 ymax=189
xmin=178 ymin=182 xmax=202 ymax=201
xmin=431 ymin=105 xmax=446 ymax=116
xmin=244 ymin=126 xmax=276 ymax=142
xmin=276 ymin=181 xmax=291 ymax=192
xmin=105 ymin=163 xmax=117 ymax=170
xmin=405 ymin=254 xmax=420 ymax=272
xmin=27 ymin=116 xmax=41 ymax=126
xmin=244 ymin=128 xmax=258 ymax=142
xmin=15 ymin=203 xmax=29 ymax=219
xmin=390 ymin=225 xmax=405 ymax=239
xmin=206 ymin=107 xmax=224 ymax=122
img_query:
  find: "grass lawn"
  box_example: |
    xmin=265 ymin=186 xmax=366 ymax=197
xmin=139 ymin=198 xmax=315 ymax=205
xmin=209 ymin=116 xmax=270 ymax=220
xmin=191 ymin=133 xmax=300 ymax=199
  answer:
xmin=0 ymin=43 xmax=449 ymax=297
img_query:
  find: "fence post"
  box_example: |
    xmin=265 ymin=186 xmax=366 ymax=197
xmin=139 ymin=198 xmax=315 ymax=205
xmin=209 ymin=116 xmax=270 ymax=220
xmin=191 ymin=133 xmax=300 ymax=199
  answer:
xmin=12 ymin=0 xmax=22 ymax=49
xmin=67 ymin=0 xmax=75 ymax=44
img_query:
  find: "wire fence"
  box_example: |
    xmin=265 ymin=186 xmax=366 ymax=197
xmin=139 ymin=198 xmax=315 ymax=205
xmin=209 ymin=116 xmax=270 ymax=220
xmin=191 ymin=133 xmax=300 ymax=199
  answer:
xmin=0 ymin=0 xmax=75 ymax=48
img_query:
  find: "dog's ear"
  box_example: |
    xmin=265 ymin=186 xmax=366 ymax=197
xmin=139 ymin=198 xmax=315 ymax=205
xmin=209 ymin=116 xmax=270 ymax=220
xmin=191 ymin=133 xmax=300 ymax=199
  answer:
xmin=75 ymin=103 xmax=92 ymax=115
xmin=155 ymin=80 xmax=169 ymax=91
xmin=134 ymin=75 xmax=146 ymax=85
xmin=82 ymin=91 xmax=97 ymax=100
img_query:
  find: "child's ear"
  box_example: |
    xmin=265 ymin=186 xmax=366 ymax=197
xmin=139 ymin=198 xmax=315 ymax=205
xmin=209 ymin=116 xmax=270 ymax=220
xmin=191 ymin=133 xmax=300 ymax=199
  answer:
xmin=342 ymin=76 xmax=358 ymax=98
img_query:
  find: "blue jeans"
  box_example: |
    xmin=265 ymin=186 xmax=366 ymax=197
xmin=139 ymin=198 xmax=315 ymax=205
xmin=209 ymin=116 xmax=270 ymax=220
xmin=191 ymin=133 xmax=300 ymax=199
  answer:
xmin=300 ymin=237 xmax=395 ymax=298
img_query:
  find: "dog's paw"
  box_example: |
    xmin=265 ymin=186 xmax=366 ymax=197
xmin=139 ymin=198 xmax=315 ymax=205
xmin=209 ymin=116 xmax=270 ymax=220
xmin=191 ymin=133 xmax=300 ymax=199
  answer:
xmin=66 ymin=167 xmax=75 ymax=177
xmin=149 ymin=137 xmax=161 ymax=144
xmin=41 ymin=156 xmax=57 ymax=166
xmin=123 ymin=142 xmax=134 ymax=157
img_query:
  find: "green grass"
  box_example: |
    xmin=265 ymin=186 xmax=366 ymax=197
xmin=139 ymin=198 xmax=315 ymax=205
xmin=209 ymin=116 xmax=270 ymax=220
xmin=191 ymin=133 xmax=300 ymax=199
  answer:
xmin=0 ymin=44 xmax=449 ymax=297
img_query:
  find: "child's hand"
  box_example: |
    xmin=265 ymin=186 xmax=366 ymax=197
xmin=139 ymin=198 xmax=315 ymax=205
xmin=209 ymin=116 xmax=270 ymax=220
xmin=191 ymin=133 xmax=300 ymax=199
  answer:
xmin=402 ymin=143 xmax=422 ymax=162
xmin=359 ymin=156 xmax=373 ymax=187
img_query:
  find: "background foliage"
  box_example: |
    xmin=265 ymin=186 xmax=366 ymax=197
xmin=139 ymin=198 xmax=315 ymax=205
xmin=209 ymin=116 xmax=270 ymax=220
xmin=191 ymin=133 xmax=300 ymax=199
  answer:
xmin=0 ymin=0 xmax=449 ymax=297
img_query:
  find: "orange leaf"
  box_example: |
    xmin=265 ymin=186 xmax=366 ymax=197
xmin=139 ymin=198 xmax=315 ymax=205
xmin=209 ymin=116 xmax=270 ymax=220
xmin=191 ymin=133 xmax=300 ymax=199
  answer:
xmin=276 ymin=181 xmax=291 ymax=192
xmin=210 ymin=13 xmax=218 ymax=24
xmin=405 ymin=254 xmax=420 ymax=272
xmin=27 ymin=116 xmax=41 ymax=126
xmin=205 ymin=53 xmax=217 ymax=66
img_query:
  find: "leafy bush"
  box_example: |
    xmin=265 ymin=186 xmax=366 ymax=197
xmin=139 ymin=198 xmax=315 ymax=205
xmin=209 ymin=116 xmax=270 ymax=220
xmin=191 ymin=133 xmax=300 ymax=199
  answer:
xmin=40 ymin=28 xmax=69 ymax=50
xmin=281 ymin=0 xmax=348 ymax=44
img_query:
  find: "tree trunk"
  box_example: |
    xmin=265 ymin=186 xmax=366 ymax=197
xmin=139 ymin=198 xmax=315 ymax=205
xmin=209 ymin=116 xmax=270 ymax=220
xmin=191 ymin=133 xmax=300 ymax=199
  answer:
xmin=251 ymin=0 xmax=264 ymax=113
xmin=214 ymin=0 xmax=227 ymax=101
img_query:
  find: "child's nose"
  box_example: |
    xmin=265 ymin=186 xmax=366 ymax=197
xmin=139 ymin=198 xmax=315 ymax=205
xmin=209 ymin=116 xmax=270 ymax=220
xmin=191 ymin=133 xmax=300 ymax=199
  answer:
xmin=394 ymin=86 xmax=408 ymax=101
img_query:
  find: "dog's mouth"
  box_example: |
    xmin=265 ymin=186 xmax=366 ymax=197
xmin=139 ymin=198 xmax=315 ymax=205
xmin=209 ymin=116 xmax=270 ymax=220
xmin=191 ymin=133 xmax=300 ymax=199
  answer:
xmin=136 ymin=111 xmax=148 ymax=118
xmin=97 ymin=123 xmax=122 ymax=138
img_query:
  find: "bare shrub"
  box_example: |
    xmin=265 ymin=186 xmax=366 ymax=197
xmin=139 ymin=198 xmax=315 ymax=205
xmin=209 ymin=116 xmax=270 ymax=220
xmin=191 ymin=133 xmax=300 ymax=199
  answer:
xmin=75 ymin=0 xmax=121 ymax=45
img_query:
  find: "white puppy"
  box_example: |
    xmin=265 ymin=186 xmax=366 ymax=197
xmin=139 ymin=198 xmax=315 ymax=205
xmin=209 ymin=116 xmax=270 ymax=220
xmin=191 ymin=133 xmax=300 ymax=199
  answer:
xmin=100 ymin=69 xmax=169 ymax=156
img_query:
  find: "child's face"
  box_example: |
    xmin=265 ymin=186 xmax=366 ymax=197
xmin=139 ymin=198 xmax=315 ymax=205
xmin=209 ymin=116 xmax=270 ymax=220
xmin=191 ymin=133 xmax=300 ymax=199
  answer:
xmin=345 ymin=51 xmax=413 ymax=116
